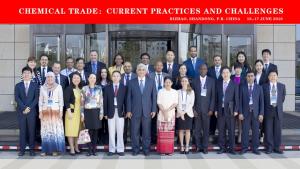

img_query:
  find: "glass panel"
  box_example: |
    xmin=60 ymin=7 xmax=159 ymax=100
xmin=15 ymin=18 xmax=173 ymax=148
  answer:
xmin=35 ymin=36 xmax=60 ymax=65
xmin=201 ymin=35 xmax=222 ymax=66
xmin=145 ymin=40 xmax=168 ymax=64
xmin=227 ymin=36 xmax=253 ymax=67
xmin=114 ymin=40 xmax=141 ymax=68
xmin=66 ymin=35 xmax=84 ymax=58
xmin=86 ymin=32 xmax=107 ymax=64
xmin=296 ymin=24 xmax=300 ymax=97
xmin=178 ymin=32 xmax=199 ymax=63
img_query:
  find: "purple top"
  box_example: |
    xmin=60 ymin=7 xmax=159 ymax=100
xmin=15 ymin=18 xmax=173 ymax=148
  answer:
xmin=233 ymin=76 xmax=241 ymax=85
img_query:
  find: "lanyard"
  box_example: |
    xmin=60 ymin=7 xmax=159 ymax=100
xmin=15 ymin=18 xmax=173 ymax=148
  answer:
xmin=48 ymin=91 xmax=53 ymax=99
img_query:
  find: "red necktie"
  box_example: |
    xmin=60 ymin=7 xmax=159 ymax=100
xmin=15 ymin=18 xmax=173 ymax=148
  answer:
xmin=114 ymin=85 xmax=118 ymax=97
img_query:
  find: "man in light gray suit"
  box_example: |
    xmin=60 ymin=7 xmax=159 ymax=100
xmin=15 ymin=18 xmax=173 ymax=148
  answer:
xmin=192 ymin=64 xmax=215 ymax=154
xmin=126 ymin=63 xmax=157 ymax=156
xmin=120 ymin=61 xmax=137 ymax=86
xmin=149 ymin=60 xmax=169 ymax=144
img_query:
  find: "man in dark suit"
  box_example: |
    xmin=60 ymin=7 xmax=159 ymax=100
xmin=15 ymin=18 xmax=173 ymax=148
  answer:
xmin=52 ymin=62 xmax=69 ymax=90
xmin=37 ymin=54 xmax=52 ymax=84
xmin=262 ymin=49 xmax=278 ymax=75
xmin=84 ymin=50 xmax=106 ymax=77
xmin=192 ymin=64 xmax=215 ymax=154
xmin=104 ymin=71 xmax=126 ymax=156
xmin=239 ymin=71 xmax=264 ymax=155
xmin=215 ymin=66 xmax=239 ymax=155
xmin=140 ymin=53 xmax=154 ymax=75
xmin=207 ymin=55 xmax=223 ymax=135
xmin=120 ymin=61 xmax=137 ymax=86
xmin=162 ymin=50 xmax=179 ymax=81
xmin=126 ymin=63 xmax=157 ymax=156
xmin=15 ymin=67 xmax=39 ymax=156
xmin=263 ymin=70 xmax=286 ymax=154
xmin=149 ymin=60 xmax=169 ymax=144
xmin=183 ymin=46 xmax=205 ymax=78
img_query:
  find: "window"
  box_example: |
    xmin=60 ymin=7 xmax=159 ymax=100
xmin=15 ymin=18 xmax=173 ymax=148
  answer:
xmin=66 ymin=35 xmax=85 ymax=58
xmin=296 ymin=25 xmax=300 ymax=96
xmin=35 ymin=36 xmax=60 ymax=65
xmin=227 ymin=36 xmax=253 ymax=67
xmin=86 ymin=32 xmax=107 ymax=65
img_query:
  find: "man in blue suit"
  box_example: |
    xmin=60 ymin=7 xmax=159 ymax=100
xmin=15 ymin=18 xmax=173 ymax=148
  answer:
xmin=183 ymin=46 xmax=204 ymax=78
xmin=126 ymin=63 xmax=157 ymax=156
xmin=162 ymin=50 xmax=179 ymax=81
xmin=263 ymin=70 xmax=286 ymax=154
xmin=207 ymin=55 xmax=223 ymax=136
xmin=239 ymin=71 xmax=264 ymax=155
xmin=15 ymin=66 xmax=39 ymax=156
xmin=215 ymin=66 xmax=239 ymax=155
xmin=140 ymin=53 xmax=155 ymax=75
xmin=52 ymin=62 xmax=69 ymax=90
xmin=84 ymin=50 xmax=106 ymax=77
xmin=192 ymin=64 xmax=215 ymax=154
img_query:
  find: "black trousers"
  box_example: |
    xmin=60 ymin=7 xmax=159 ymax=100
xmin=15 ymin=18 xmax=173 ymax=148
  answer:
xmin=88 ymin=129 xmax=98 ymax=152
xmin=218 ymin=111 xmax=235 ymax=151
xmin=210 ymin=114 xmax=217 ymax=135
xmin=194 ymin=113 xmax=210 ymax=149
xmin=264 ymin=107 xmax=282 ymax=151
xmin=151 ymin=115 xmax=157 ymax=144
xmin=123 ymin=118 xmax=131 ymax=144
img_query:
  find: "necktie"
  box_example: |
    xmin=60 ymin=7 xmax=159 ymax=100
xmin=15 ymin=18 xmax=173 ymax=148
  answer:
xmin=125 ymin=74 xmax=130 ymax=85
xmin=168 ymin=64 xmax=172 ymax=74
xmin=55 ymin=75 xmax=59 ymax=84
xmin=92 ymin=62 xmax=97 ymax=74
xmin=114 ymin=85 xmax=118 ymax=97
xmin=42 ymin=67 xmax=46 ymax=80
xmin=216 ymin=66 xmax=220 ymax=78
xmin=157 ymin=74 xmax=162 ymax=90
xmin=139 ymin=80 xmax=144 ymax=94
xmin=25 ymin=82 xmax=29 ymax=96
xmin=271 ymin=84 xmax=277 ymax=106
xmin=271 ymin=84 xmax=276 ymax=96
xmin=192 ymin=58 xmax=196 ymax=70
xmin=223 ymin=81 xmax=228 ymax=95
xmin=248 ymin=84 xmax=253 ymax=97
xmin=265 ymin=64 xmax=268 ymax=71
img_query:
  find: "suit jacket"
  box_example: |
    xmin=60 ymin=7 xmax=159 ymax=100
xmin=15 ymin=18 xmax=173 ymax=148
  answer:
xmin=207 ymin=66 xmax=223 ymax=82
xmin=58 ymin=74 xmax=69 ymax=90
xmin=63 ymin=86 xmax=76 ymax=111
xmin=192 ymin=76 xmax=215 ymax=114
xmin=69 ymin=71 xmax=89 ymax=86
xmin=103 ymin=84 xmax=126 ymax=118
xmin=255 ymin=72 xmax=268 ymax=85
xmin=15 ymin=81 xmax=39 ymax=115
xmin=239 ymin=83 xmax=264 ymax=118
xmin=126 ymin=77 xmax=157 ymax=118
xmin=84 ymin=61 xmax=106 ymax=77
xmin=215 ymin=80 xmax=239 ymax=116
xmin=183 ymin=57 xmax=205 ymax=78
xmin=120 ymin=72 xmax=137 ymax=86
xmin=262 ymin=82 xmax=286 ymax=120
xmin=264 ymin=63 xmax=278 ymax=75
xmin=147 ymin=65 xmax=155 ymax=74
xmin=149 ymin=72 xmax=170 ymax=91
xmin=37 ymin=66 xmax=52 ymax=84
xmin=162 ymin=63 xmax=180 ymax=80
xmin=176 ymin=89 xmax=195 ymax=118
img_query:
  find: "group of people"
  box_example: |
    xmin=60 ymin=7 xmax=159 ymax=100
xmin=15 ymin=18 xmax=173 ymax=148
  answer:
xmin=14 ymin=46 xmax=286 ymax=157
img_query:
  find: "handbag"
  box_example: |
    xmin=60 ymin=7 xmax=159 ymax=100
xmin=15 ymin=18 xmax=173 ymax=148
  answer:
xmin=78 ymin=123 xmax=91 ymax=144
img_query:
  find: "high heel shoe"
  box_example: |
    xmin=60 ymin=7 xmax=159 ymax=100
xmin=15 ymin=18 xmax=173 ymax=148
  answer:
xmin=185 ymin=146 xmax=190 ymax=154
xmin=180 ymin=146 xmax=185 ymax=154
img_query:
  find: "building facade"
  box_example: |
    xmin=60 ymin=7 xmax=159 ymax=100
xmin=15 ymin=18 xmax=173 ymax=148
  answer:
xmin=0 ymin=24 xmax=296 ymax=111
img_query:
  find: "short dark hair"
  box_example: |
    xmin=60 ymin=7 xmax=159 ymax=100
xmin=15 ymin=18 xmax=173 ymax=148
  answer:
xmin=22 ymin=66 xmax=32 ymax=73
xmin=221 ymin=66 xmax=231 ymax=73
xmin=40 ymin=54 xmax=48 ymax=60
xmin=66 ymin=56 xmax=74 ymax=62
xmin=52 ymin=61 xmax=61 ymax=66
xmin=90 ymin=50 xmax=98 ymax=54
xmin=189 ymin=46 xmax=197 ymax=51
xmin=27 ymin=56 xmax=36 ymax=62
xmin=140 ymin=52 xmax=150 ymax=59
xmin=233 ymin=62 xmax=243 ymax=69
xmin=262 ymin=49 xmax=271 ymax=55
xmin=247 ymin=70 xmax=255 ymax=75
xmin=255 ymin=59 xmax=264 ymax=66
xmin=69 ymin=72 xmax=83 ymax=89
xmin=213 ymin=55 xmax=222 ymax=60
xmin=166 ymin=50 xmax=175 ymax=54
xmin=164 ymin=76 xmax=173 ymax=83
xmin=268 ymin=70 xmax=278 ymax=76
xmin=112 ymin=70 xmax=121 ymax=76
xmin=76 ymin=57 xmax=84 ymax=63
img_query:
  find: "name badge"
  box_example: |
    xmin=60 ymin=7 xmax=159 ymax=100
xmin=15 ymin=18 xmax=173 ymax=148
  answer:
xmin=249 ymin=96 xmax=253 ymax=105
xmin=114 ymin=97 xmax=117 ymax=106
xmin=270 ymin=95 xmax=277 ymax=105
xmin=90 ymin=99 xmax=97 ymax=107
xmin=201 ymin=88 xmax=207 ymax=96
xmin=47 ymin=99 xmax=53 ymax=107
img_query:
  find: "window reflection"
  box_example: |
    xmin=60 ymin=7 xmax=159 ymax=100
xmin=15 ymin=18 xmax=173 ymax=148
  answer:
xmin=227 ymin=36 xmax=253 ymax=67
xmin=66 ymin=35 xmax=84 ymax=58
xmin=86 ymin=32 xmax=107 ymax=64
xmin=35 ymin=36 xmax=59 ymax=65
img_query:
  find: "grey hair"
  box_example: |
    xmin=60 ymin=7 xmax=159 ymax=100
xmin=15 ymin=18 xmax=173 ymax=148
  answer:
xmin=136 ymin=63 xmax=147 ymax=72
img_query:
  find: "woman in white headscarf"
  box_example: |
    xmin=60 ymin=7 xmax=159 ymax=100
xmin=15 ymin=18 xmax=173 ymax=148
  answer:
xmin=39 ymin=72 xmax=65 ymax=156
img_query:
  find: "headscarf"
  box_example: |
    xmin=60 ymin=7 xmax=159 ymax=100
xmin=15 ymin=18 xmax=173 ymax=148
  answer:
xmin=43 ymin=71 xmax=58 ymax=91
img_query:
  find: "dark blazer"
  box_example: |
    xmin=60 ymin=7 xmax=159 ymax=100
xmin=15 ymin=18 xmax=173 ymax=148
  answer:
xmin=207 ymin=66 xmax=223 ymax=82
xmin=230 ymin=75 xmax=247 ymax=86
xmin=239 ymin=83 xmax=264 ymax=118
xmin=37 ymin=66 xmax=52 ymax=84
xmin=120 ymin=73 xmax=137 ymax=86
xmin=147 ymin=65 xmax=155 ymax=74
xmin=58 ymin=74 xmax=69 ymax=89
xmin=255 ymin=72 xmax=268 ymax=85
xmin=84 ymin=61 xmax=106 ymax=77
xmin=126 ymin=77 xmax=157 ymax=118
xmin=215 ymin=80 xmax=239 ymax=116
xmin=183 ymin=57 xmax=205 ymax=78
xmin=192 ymin=76 xmax=215 ymax=114
xmin=63 ymin=86 xmax=76 ymax=111
xmin=262 ymin=82 xmax=286 ymax=120
xmin=264 ymin=63 xmax=278 ymax=75
xmin=15 ymin=81 xmax=39 ymax=114
xmin=103 ymin=84 xmax=126 ymax=118
xmin=162 ymin=63 xmax=180 ymax=79
xmin=149 ymin=72 xmax=170 ymax=91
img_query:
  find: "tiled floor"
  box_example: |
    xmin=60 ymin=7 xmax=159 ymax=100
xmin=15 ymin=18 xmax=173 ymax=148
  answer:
xmin=1 ymin=151 xmax=300 ymax=169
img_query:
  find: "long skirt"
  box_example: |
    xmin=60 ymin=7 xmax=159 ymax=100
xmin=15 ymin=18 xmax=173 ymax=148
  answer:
xmin=156 ymin=119 xmax=175 ymax=154
xmin=41 ymin=109 xmax=65 ymax=154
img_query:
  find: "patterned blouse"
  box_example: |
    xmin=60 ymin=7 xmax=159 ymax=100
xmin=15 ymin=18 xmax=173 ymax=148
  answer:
xmin=81 ymin=85 xmax=104 ymax=115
